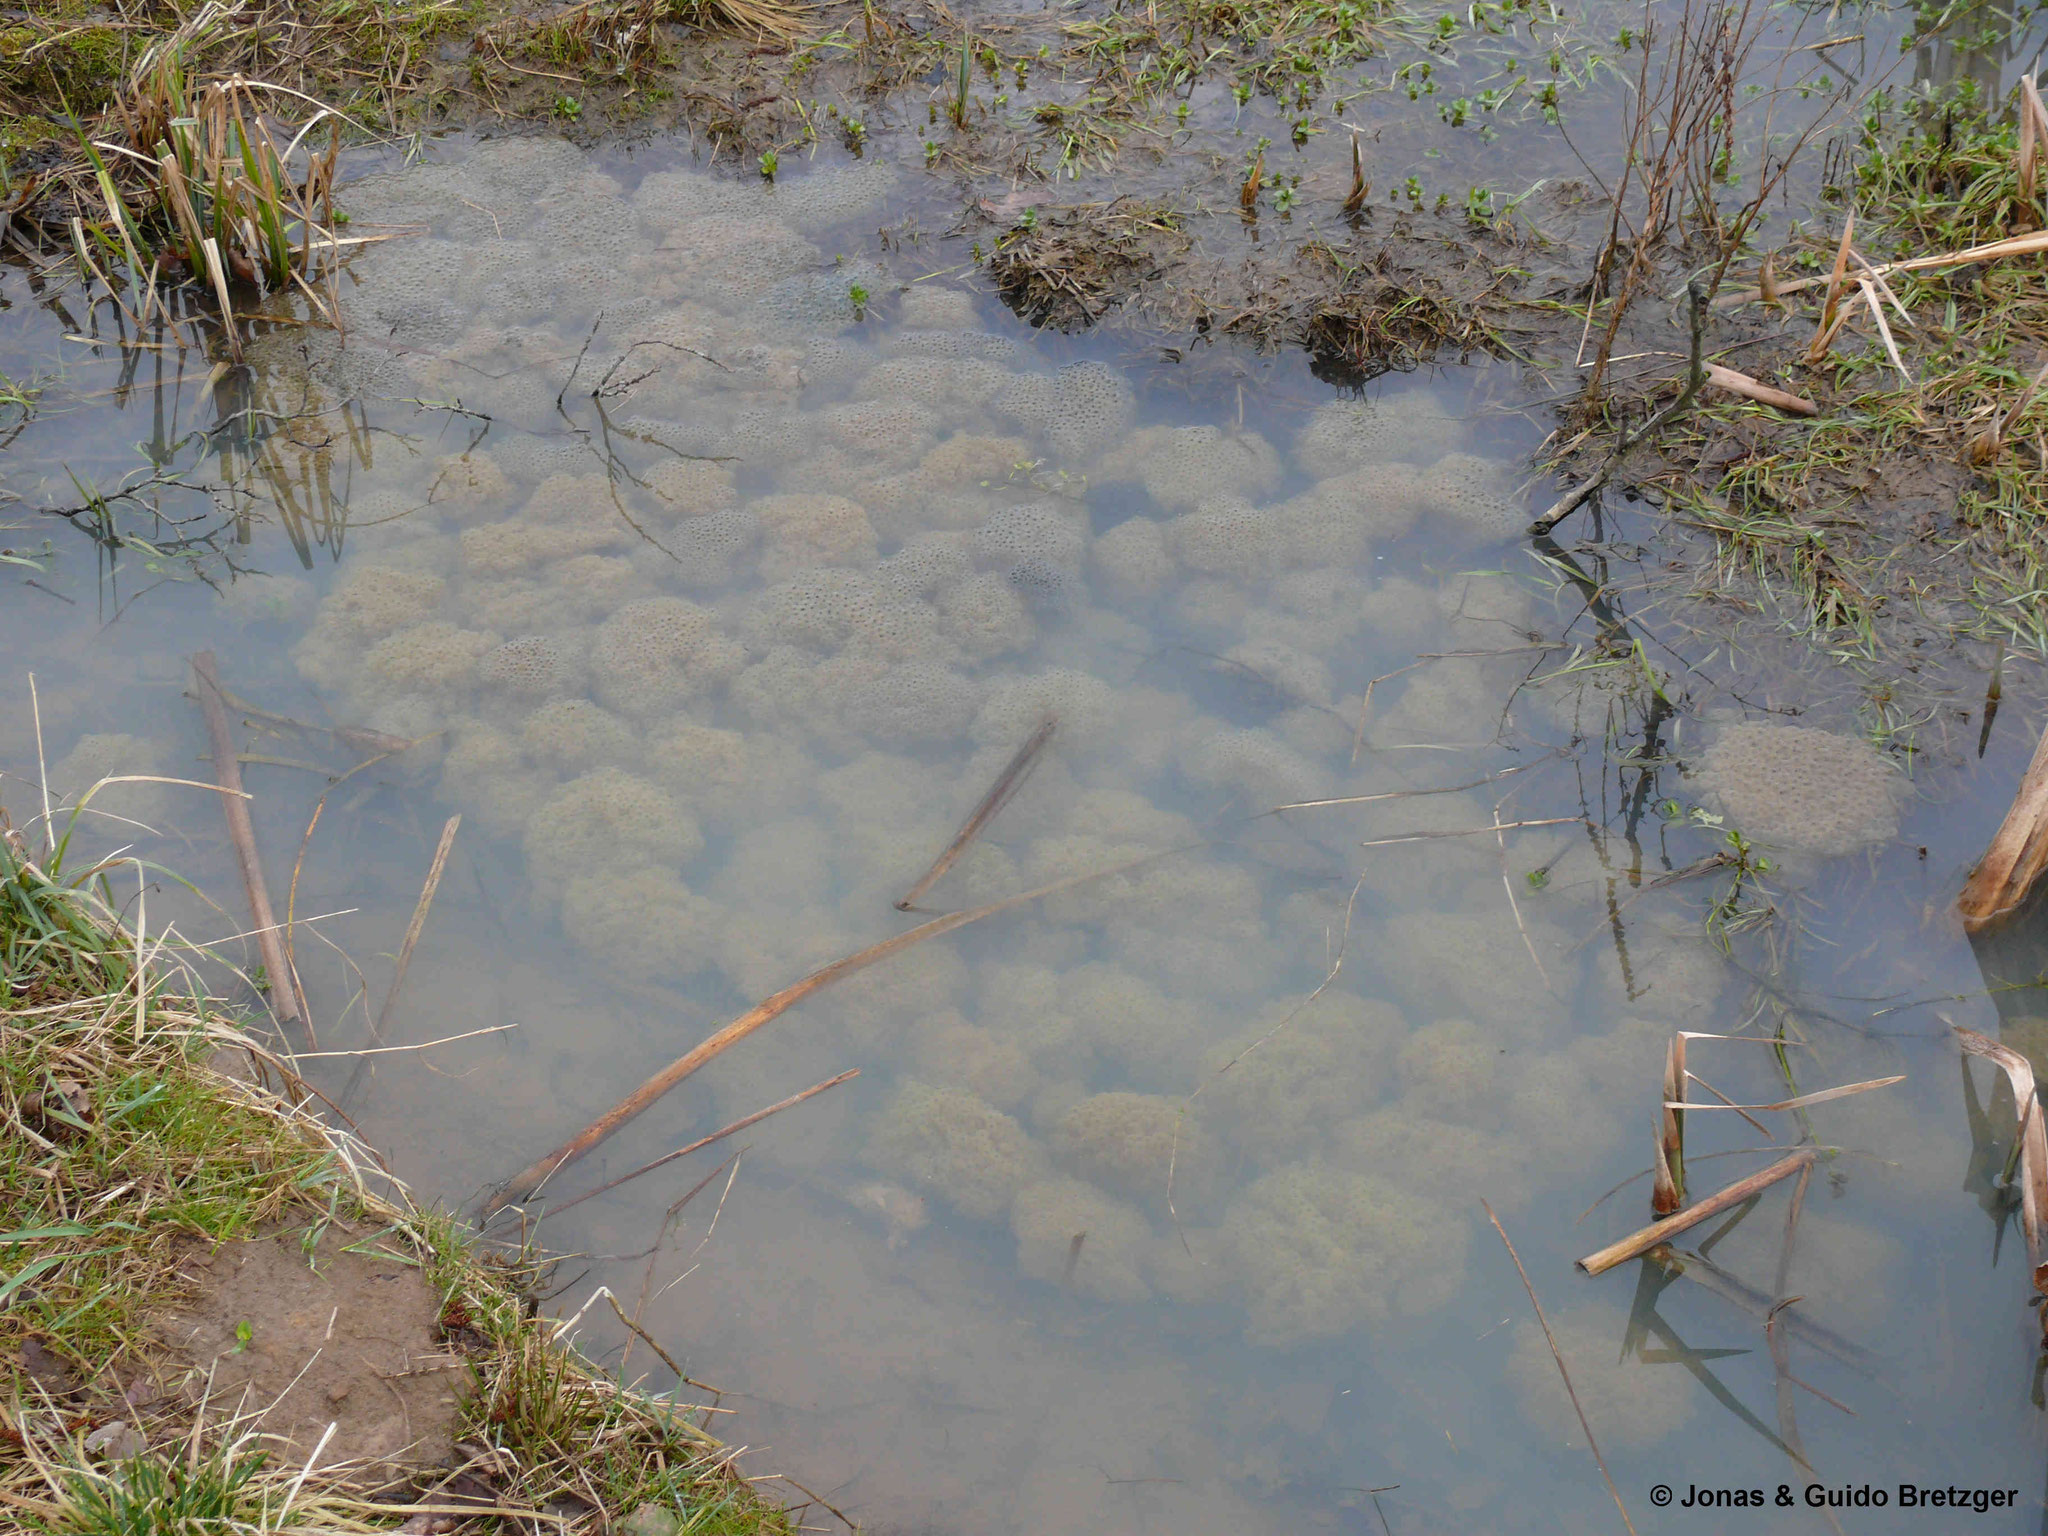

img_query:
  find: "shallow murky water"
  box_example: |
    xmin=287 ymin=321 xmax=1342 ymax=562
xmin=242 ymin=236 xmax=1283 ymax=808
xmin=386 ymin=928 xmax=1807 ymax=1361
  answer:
xmin=5 ymin=132 xmax=2048 ymax=1534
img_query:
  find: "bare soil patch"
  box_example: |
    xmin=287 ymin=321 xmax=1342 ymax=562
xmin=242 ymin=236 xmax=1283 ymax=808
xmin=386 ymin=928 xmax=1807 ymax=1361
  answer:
xmin=159 ymin=1222 xmax=465 ymax=1484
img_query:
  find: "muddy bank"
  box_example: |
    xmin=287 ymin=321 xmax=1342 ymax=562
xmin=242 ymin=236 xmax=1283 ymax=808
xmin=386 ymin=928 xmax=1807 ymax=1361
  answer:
xmin=0 ymin=827 xmax=797 ymax=1534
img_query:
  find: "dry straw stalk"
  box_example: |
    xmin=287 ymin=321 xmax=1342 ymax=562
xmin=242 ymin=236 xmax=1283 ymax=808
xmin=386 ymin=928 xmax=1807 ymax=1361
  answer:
xmin=1578 ymin=1148 xmax=1818 ymax=1276
xmin=1957 ymin=713 xmax=2048 ymax=932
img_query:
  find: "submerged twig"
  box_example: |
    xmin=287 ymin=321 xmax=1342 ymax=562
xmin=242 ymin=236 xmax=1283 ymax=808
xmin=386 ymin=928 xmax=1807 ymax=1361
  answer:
xmin=190 ymin=651 xmax=304 ymax=1032
xmin=1485 ymin=1202 xmax=1637 ymax=1536
xmin=374 ymin=815 xmax=459 ymax=1045
xmin=488 ymin=850 xmax=1174 ymax=1212
xmin=896 ymin=715 xmax=1054 ymax=911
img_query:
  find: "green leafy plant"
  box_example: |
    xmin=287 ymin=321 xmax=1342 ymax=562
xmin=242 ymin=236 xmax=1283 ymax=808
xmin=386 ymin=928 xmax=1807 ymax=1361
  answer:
xmin=952 ymin=31 xmax=971 ymax=127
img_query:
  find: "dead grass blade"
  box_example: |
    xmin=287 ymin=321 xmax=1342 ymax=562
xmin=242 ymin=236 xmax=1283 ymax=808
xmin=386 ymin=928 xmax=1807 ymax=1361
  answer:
xmin=1804 ymin=213 xmax=1855 ymax=365
xmin=2019 ymin=75 xmax=2046 ymax=207
xmin=1343 ymin=132 xmax=1368 ymax=214
xmin=1966 ymin=357 xmax=2048 ymax=466
xmin=1492 ymin=798 xmax=1549 ymax=988
xmin=1671 ymin=1075 xmax=1903 ymax=1113
xmin=487 ymin=849 xmax=1175 ymax=1212
xmin=1855 ymin=278 xmax=1912 ymax=382
xmin=1485 ymin=1203 xmax=1637 ymax=1536
xmin=198 ymin=238 xmax=242 ymax=364
xmin=897 ymin=715 xmax=1054 ymax=911
xmin=1956 ymin=710 xmax=2048 ymax=931
xmin=1953 ymin=1026 xmax=2048 ymax=1267
xmin=191 ymin=650 xmax=302 ymax=1030
xmin=1578 ymin=1148 xmax=1817 ymax=1275
xmin=1359 ymin=816 xmax=1582 ymax=846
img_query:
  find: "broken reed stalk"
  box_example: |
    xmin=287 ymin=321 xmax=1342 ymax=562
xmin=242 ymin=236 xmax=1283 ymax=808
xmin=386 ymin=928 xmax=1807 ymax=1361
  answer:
xmin=896 ymin=715 xmax=1054 ymax=911
xmin=1956 ymin=713 xmax=2048 ymax=932
xmin=543 ymin=1069 xmax=859 ymax=1219
xmin=191 ymin=651 xmax=302 ymax=1029
xmin=1529 ymin=273 xmax=1708 ymax=537
xmin=1704 ymin=363 xmax=1818 ymax=416
xmin=1953 ymin=1027 xmax=2048 ymax=1265
xmin=487 ymin=851 xmax=1170 ymax=1213
xmin=1484 ymin=1202 xmax=1638 ymax=1536
xmin=1577 ymin=1147 xmax=1816 ymax=1275
xmin=1653 ymin=1034 xmax=1687 ymax=1214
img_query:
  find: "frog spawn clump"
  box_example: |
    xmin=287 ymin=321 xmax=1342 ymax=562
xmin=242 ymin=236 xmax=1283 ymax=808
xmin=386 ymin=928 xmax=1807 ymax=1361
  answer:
xmin=864 ymin=1081 xmax=1049 ymax=1220
xmin=590 ymin=598 xmax=745 ymax=717
xmin=280 ymin=146 xmax=1645 ymax=1370
xmin=1226 ymin=1163 xmax=1469 ymax=1345
xmin=1689 ymin=721 xmax=1903 ymax=857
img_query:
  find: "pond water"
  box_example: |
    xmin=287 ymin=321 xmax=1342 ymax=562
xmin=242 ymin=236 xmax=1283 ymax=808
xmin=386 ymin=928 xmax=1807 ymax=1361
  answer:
xmin=3 ymin=128 xmax=2048 ymax=1534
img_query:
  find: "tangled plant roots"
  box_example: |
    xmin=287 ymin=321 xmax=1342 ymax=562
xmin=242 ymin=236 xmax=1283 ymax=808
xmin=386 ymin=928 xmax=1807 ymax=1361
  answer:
xmin=988 ymin=200 xmax=1186 ymax=331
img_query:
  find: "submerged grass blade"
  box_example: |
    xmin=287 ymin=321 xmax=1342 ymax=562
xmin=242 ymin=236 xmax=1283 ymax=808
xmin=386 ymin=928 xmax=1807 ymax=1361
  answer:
xmin=896 ymin=714 xmax=1054 ymax=911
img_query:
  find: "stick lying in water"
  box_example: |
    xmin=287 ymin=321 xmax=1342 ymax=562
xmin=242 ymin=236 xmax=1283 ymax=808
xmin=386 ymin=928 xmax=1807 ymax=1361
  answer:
xmin=191 ymin=651 xmax=305 ymax=1031
xmin=486 ymin=850 xmax=1167 ymax=1214
xmin=340 ymin=815 xmax=461 ymax=1109
xmin=896 ymin=715 xmax=1055 ymax=912
xmin=377 ymin=815 xmax=460 ymax=1043
xmin=542 ymin=1069 xmax=859 ymax=1219
xmin=1486 ymin=1202 xmax=1637 ymax=1536
xmin=1577 ymin=1147 xmax=1817 ymax=1276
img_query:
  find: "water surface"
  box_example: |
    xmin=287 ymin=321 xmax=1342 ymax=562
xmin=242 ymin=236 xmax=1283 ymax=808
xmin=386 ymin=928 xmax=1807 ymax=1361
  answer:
xmin=2 ymin=130 xmax=2046 ymax=1535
